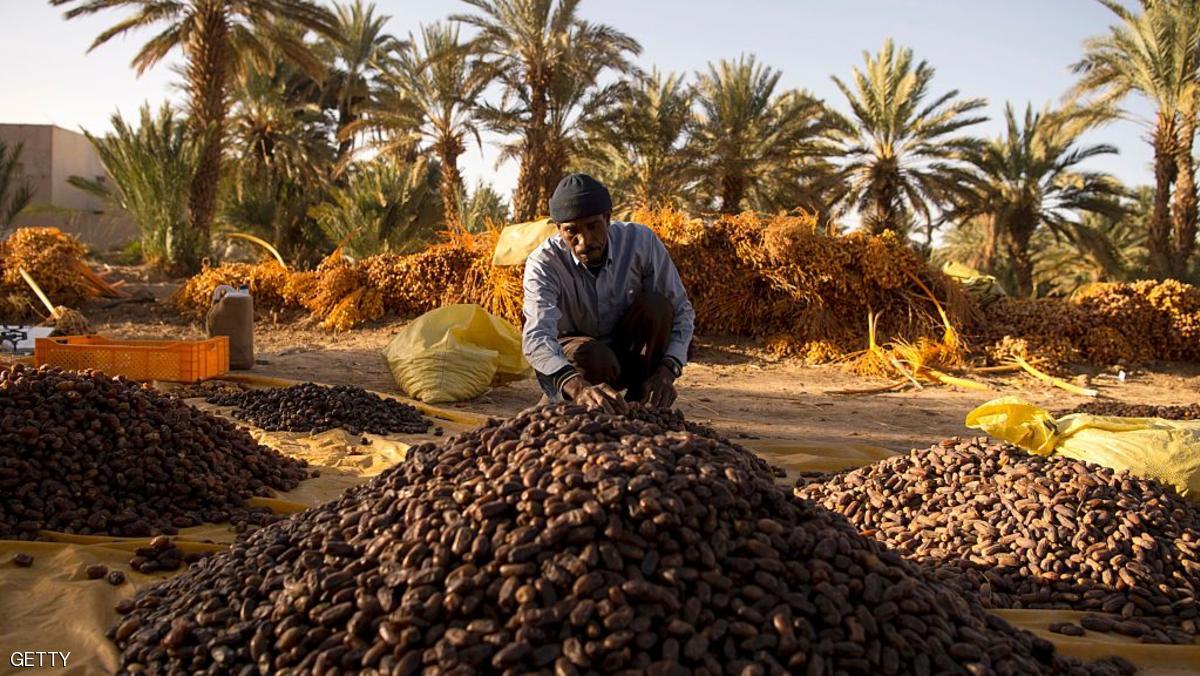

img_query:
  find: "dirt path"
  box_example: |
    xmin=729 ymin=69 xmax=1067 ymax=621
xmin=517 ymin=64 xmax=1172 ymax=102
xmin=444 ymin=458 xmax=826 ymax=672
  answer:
xmin=80 ymin=274 xmax=1200 ymax=464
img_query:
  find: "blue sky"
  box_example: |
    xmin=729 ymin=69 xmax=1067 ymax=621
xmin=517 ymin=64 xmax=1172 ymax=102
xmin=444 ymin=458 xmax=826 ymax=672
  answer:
xmin=0 ymin=0 xmax=1157 ymax=199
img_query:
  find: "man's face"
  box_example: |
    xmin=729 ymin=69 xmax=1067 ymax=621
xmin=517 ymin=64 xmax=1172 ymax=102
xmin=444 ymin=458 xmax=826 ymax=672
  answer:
xmin=558 ymin=212 xmax=610 ymax=266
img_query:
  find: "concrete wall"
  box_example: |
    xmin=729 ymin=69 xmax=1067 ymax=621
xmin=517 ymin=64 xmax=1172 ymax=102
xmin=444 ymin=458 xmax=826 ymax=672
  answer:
xmin=50 ymin=126 xmax=108 ymax=212
xmin=1 ymin=124 xmax=137 ymax=250
xmin=1 ymin=125 xmax=53 ymax=211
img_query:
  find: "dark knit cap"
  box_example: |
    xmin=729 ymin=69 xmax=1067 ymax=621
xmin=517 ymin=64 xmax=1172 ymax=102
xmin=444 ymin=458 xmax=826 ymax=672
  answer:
xmin=549 ymin=173 xmax=612 ymax=223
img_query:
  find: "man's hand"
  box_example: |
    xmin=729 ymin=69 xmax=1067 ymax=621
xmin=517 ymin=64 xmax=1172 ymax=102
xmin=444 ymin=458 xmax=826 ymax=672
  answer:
xmin=640 ymin=365 xmax=678 ymax=409
xmin=562 ymin=377 xmax=628 ymax=414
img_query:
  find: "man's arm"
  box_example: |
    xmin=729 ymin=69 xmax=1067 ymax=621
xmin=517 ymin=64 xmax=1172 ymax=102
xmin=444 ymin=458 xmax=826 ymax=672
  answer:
xmin=644 ymin=229 xmax=696 ymax=370
xmin=522 ymin=257 xmax=578 ymax=395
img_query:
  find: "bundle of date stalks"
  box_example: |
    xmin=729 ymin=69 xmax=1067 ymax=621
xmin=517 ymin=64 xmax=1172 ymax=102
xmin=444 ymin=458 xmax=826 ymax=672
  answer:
xmin=799 ymin=437 xmax=1200 ymax=645
xmin=0 ymin=365 xmax=309 ymax=540
xmin=112 ymin=405 xmax=1134 ymax=675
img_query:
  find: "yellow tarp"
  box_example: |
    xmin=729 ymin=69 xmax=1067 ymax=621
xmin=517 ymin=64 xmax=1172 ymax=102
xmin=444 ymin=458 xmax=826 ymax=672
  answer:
xmin=491 ymin=217 xmax=557 ymax=266
xmin=2 ymin=539 xmax=216 ymax=676
xmin=992 ymin=610 xmax=1200 ymax=674
xmin=967 ymin=396 xmax=1200 ymax=500
xmin=383 ymin=304 xmax=530 ymax=404
xmin=746 ymin=439 xmax=900 ymax=474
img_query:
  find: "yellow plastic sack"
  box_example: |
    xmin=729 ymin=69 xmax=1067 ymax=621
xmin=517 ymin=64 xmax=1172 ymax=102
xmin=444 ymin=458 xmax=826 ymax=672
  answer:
xmin=966 ymin=396 xmax=1200 ymax=500
xmin=384 ymin=304 xmax=530 ymax=404
xmin=942 ymin=261 xmax=1006 ymax=307
xmin=491 ymin=217 xmax=557 ymax=266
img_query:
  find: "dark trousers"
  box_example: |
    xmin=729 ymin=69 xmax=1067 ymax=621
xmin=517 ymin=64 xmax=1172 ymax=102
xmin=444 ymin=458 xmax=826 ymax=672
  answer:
xmin=537 ymin=292 xmax=675 ymax=402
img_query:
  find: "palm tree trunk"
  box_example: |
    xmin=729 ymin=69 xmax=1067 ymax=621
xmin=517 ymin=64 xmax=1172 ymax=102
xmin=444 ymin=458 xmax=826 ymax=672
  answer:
xmin=1172 ymin=107 xmax=1198 ymax=277
xmin=541 ymin=134 xmax=568 ymax=213
xmin=981 ymin=213 xmax=1001 ymax=275
xmin=513 ymin=140 xmax=543 ymax=222
xmin=719 ymin=172 xmax=745 ymax=214
xmin=336 ymin=102 xmax=356 ymax=164
xmin=867 ymin=159 xmax=902 ymax=235
xmin=437 ymin=137 xmax=464 ymax=228
xmin=183 ymin=6 xmax=231 ymax=276
xmin=1007 ymin=224 xmax=1036 ymax=298
xmin=1149 ymin=112 xmax=1178 ymax=279
xmin=514 ymin=81 xmax=550 ymax=221
xmin=868 ymin=195 xmax=892 ymax=236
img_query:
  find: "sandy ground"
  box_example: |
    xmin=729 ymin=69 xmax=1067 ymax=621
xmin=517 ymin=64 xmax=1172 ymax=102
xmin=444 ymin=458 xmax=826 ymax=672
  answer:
xmin=73 ymin=268 xmax=1200 ymax=464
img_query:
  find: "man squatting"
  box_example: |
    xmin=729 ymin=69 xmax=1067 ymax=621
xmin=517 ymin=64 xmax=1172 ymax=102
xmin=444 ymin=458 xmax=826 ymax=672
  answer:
xmin=522 ymin=173 xmax=696 ymax=413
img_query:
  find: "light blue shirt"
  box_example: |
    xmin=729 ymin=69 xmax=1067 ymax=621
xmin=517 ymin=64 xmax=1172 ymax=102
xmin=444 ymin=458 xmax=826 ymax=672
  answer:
xmin=522 ymin=221 xmax=695 ymax=375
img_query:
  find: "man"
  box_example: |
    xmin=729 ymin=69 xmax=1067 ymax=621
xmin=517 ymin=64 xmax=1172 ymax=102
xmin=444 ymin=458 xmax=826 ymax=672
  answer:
xmin=523 ymin=173 xmax=695 ymax=412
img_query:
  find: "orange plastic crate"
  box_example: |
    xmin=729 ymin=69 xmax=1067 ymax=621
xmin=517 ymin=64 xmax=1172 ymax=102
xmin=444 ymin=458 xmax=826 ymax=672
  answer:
xmin=34 ymin=335 xmax=230 ymax=382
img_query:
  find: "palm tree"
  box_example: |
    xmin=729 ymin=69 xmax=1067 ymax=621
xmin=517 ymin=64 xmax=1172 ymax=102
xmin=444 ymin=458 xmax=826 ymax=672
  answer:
xmin=453 ymin=0 xmax=640 ymax=221
xmin=577 ymin=70 xmax=694 ymax=212
xmin=955 ymin=103 xmax=1127 ymax=297
xmin=225 ymin=53 xmax=335 ymax=263
xmin=578 ymin=71 xmax=694 ymax=212
xmin=0 ymin=140 xmax=34 ymax=230
xmin=52 ymin=0 xmax=339 ymax=274
xmin=479 ymin=28 xmax=636 ymax=213
xmin=689 ymin=55 xmax=843 ymax=215
xmin=347 ymin=22 xmax=486 ymax=228
xmin=458 ymin=181 xmax=511 ymax=232
xmin=541 ymin=42 xmax=636 ymax=206
xmin=323 ymin=0 xmax=399 ymax=162
xmin=70 ymin=105 xmax=199 ymax=269
xmin=230 ymin=53 xmax=333 ymax=183
xmin=833 ymin=39 xmax=987 ymax=236
xmin=309 ymin=156 xmax=443 ymax=258
xmin=1033 ymin=196 xmax=1149 ymax=295
xmin=1073 ymin=0 xmax=1200 ymax=279
xmin=937 ymin=200 xmax=1146 ymax=297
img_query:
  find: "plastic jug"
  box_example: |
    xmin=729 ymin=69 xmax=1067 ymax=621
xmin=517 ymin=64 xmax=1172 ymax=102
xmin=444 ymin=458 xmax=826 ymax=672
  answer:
xmin=207 ymin=284 xmax=254 ymax=370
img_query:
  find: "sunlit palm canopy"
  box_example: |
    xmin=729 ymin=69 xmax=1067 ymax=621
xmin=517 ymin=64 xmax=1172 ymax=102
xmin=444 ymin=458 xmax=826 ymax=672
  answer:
xmin=833 ymin=39 xmax=987 ymax=233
